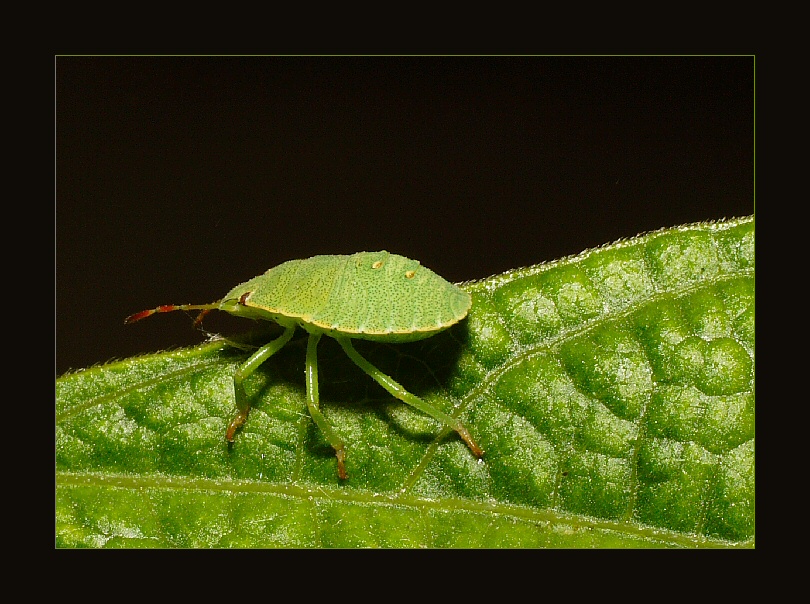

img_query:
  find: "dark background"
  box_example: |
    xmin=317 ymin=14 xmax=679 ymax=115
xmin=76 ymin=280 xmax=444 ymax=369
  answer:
xmin=56 ymin=56 xmax=754 ymax=376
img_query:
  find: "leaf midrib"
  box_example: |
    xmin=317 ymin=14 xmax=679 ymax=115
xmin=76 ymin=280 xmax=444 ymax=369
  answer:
xmin=56 ymin=470 xmax=749 ymax=548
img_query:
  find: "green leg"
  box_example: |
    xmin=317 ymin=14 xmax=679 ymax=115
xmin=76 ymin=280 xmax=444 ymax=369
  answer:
xmin=226 ymin=326 xmax=296 ymax=441
xmin=336 ymin=336 xmax=484 ymax=458
xmin=305 ymin=333 xmax=348 ymax=479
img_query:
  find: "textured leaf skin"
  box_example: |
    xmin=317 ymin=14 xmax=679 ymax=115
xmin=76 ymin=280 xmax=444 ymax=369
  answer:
xmin=56 ymin=216 xmax=754 ymax=548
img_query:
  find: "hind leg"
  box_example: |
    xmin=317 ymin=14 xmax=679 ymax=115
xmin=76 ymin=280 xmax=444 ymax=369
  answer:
xmin=336 ymin=336 xmax=483 ymax=458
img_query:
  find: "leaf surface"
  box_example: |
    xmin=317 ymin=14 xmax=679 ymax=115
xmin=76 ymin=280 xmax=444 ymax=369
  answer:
xmin=56 ymin=216 xmax=755 ymax=548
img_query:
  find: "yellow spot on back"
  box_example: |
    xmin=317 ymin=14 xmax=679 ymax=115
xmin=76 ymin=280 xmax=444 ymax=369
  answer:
xmin=405 ymin=270 xmax=416 ymax=279
xmin=372 ymin=260 xmax=384 ymax=269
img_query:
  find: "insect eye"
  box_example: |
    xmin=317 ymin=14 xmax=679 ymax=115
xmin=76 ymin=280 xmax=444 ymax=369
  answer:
xmin=405 ymin=270 xmax=416 ymax=279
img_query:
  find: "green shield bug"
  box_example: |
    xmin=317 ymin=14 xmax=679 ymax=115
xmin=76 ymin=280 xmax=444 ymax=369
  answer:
xmin=125 ymin=251 xmax=483 ymax=479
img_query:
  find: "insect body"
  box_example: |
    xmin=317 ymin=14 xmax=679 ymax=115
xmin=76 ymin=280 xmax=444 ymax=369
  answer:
xmin=126 ymin=251 xmax=483 ymax=479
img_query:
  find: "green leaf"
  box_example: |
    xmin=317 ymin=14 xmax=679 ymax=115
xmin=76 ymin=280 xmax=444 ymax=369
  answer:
xmin=56 ymin=216 xmax=754 ymax=548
